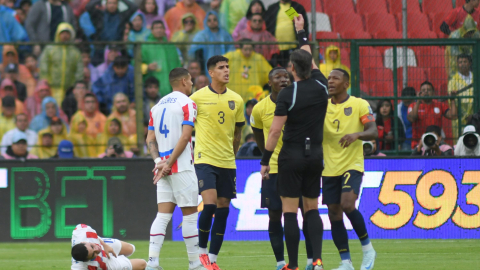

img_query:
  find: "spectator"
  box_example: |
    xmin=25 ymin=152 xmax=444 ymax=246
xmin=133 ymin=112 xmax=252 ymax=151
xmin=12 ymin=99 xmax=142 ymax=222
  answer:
xmin=1 ymin=113 xmax=37 ymax=154
xmin=80 ymin=46 xmax=100 ymax=85
xmin=24 ymin=80 xmax=68 ymax=121
xmin=408 ymin=81 xmax=458 ymax=148
xmin=446 ymin=15 xmax=480 ymax=77
xmin=223 ymin=39 xmax=272 ymax=101
xmin=93 ymin=56 xmax=135 ymax=114
xmin=187 ymin=60 xmax=202 ymax=83
xmin=138 ymin=0 xmax=170 ymax=30
xmin=141 ymin=20 xmax=182 ymax=96
xmin=128 ymin=11 xmax=151 ymax=42
xmin=29 ymin=97 xmax=69 ymax=132
xmin=264 ymin=0 xmax=308 ymax=67
xmin=107 ymin=93 xmax=137 ymax=137
xmin=320 ymin=45 xmax=351 ymax=85
xmin=53 ymin=139 xmax=75 ymax=158
xmin=19 ymin=0 xmax=31 ymax=16
xmin=207 ymin=0 xmax=221 ymax=13
xmin=194 ymin=74 xmax=209 ymax=92
xmin=0 ymin=79 xmax=25 ymax=115
xmin=412 ymin=125 xmax=454 ymax=156
xmin=189 ymin=11 xmax=235 ymax=74
xmin=40 ymin=23 xmax=83 ymax=105
xmin=441 ymin=0 xmax=480 ymax=36
xmin=62 ymin=80 xmax=89 ymax=121
xmin=143 ymin=77 xmax=161 ymax=123
xmin=96 ymin=118 xmax=132 ymax=155
xmin=241 ymin=98 xmax=257 ymax=143
xmin=71 ymin=93 xmax=107 ymax=139
xmin=99 ymin=136 xmax=135 ymax=158
xmin=14 ymin=6 xmax=26 ymax=25
xmin=363 ymin=139 xmax=387 ymax=157
xmin=39 ymin=116 xmax=68 ymax=146
xmin=31 ymin=130 xmax=55 ymax=158
xmin=68 ymin=113 xmax=95 ymax=157
xmin=235 ymin=13 xmax=280 ymax=64
xmin=397 ymin=87 xmax=416 ymax=150
xmin=455 ymin=125 xmax=480 ymax=156
xmin=0 ymin=5 xmax=28 ymax=62
xmin=0 ymin=96 xmax=16 ymax=140
xmin=171 ymin=13 xmax=200 ymax=64
xmin=164 ymin=0 xmax=206 ymax=34
xmin=219 ymin=0 xmax=250 ymax=34
xmin=70 ymin=0 xmax=90 ymax=17
xmin=2 ymin=130 xmax=38 ymax=159
xmin=24 ymin=0 xmax=76 ymax=42
xmin=232 ymin=0 xmax=265 ymax=40
xmin=1 ymin=46 xmax=34 ymax=98
xmin=95 ymin=45 xmax=121 ymax=78
xmin=24 ymin=53 xmax=39 ymax=81
xmin=236 ymin=133 xmax=262 ymax=157
xmin=375 ymin=100 xmax=405 ymax=151
xmin=78 ymin=9 xmax=96 ymax=41
xmin=448 ymin=54 xmax=474 ymax=139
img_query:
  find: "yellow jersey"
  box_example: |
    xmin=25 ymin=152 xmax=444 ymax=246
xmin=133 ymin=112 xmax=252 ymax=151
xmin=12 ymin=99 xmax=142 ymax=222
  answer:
xmin=190 ymin=86 xmax=245 ymax=169
xmin=323 ymin=96 xmax=374 ymax=176
xmin=250 ymin=95 xmax=282 ymax=174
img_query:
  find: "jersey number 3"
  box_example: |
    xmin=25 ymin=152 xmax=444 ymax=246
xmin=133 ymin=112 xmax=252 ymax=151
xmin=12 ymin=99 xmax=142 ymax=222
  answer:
xmin=160 ymin=108 xmax=170 ymax=138
xmin=218 ymin=111 xmax=225 ymax=124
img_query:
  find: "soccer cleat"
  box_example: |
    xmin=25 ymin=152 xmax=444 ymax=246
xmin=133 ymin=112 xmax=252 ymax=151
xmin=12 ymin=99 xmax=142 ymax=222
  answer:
xmin=146 ymin=266 xmax=164 ymax=270
xmin=281 ymin=265 xmax=299 ymax=270
xmin=331 ymin=261 xmax=354 ymax=270
xmin=277 ymin=263 xmax=286 ymax=270
xmin=312 ymin=259 xmax=323 ymax=270
xmin=211 ymin=262 xmax=221 ymax=270
xmin=360 ymin=249 xmax=376 ymax=270
xmin=199 ymin=254 xmax=213 ymax=270
xmin=304 ymin=263 xmax=313 ymax=270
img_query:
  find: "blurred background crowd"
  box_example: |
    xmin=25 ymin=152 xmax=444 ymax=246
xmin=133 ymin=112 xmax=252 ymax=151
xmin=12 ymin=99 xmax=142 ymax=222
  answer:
xmin=0 ymin=0 xmax=479 ymax=159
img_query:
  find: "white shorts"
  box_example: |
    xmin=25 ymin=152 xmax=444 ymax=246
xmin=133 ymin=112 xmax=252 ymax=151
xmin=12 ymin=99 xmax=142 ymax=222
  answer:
xmin=106 ymin=255 xmax=132 ymax=270
xmin=157 ymin=170 xmax=198 ymax=207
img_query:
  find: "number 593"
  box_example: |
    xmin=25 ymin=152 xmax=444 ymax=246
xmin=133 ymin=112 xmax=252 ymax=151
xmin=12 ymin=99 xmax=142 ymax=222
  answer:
xmin=370 ymin=171 xmax=480 ymax=230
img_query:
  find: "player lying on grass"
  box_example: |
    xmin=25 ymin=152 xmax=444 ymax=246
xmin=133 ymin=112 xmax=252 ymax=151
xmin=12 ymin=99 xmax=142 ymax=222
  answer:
xmin=70 ymin=224 xmax=146 ymax=270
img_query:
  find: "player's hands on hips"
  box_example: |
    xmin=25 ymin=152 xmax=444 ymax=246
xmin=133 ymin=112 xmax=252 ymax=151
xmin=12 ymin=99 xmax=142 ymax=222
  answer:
xmin=294 ymin=14 xmax=304 ymax=32
xmin=260 ymin=165 xmax=270 ymax=180
xmin=339 ymin=133 xmax=360 ymax=148
xmin=102 ymin=243 xmax=117 ymax=259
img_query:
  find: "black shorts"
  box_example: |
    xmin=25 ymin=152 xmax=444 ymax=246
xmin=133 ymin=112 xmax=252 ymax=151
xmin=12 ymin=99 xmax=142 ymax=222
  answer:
xmin=322 ymin=170 xmax=363 ymax=205
xmin=261 ymin=173 xmax=283 ymax=210
xmin=277 ymin=145 xmax=323 ymax=198
xmin=195 ymin=164 xmax=236 ymax=199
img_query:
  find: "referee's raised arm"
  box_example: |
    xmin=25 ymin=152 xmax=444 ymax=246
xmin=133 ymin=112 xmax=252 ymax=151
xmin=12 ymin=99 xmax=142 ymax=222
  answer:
xmin=294 ymin=14 xmax=319 ymax=71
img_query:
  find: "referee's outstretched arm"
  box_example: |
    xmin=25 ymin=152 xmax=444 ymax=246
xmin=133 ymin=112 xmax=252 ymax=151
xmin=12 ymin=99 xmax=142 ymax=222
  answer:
xmin=294 ymin=14 xmax=318 ymax=71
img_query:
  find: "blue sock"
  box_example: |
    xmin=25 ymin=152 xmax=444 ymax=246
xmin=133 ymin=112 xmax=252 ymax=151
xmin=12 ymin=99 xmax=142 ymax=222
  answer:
xmin=331 ymin=220 xmax=350 ymax=261
xmin=198 ymin=204 xmax=216 ymax=249
xmin=345 ymin=209 xmax=370 ymax=246
xmin=208 ymin=207 xmax=229 ymax=255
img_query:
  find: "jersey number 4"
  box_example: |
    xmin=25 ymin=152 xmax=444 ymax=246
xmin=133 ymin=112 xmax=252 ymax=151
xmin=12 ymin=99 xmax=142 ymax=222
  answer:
xmin=160 ymin=108 xmax=170 ymax=138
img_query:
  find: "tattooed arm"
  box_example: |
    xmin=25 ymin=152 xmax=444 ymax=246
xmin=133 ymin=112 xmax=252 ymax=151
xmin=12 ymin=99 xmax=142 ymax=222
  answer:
xmin=146 ymin=130 xmax=159 ymax=160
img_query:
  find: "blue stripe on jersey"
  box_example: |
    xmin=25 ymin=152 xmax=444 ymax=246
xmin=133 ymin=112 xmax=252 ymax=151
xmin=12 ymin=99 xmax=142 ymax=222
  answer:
xmin=148 ymin=126 xmax=155 ymax=130
xmin=159 ymin=149 xmax=174 ymax=157
xmin=182 ymin=120 xmax=194 ymax=127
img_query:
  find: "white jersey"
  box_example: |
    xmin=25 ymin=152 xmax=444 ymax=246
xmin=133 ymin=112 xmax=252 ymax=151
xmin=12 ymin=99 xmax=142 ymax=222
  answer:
xmin=148 ymin=91 xmax=196 ymax=174
xmin=71 ymin=224 xmax=108 ymax=270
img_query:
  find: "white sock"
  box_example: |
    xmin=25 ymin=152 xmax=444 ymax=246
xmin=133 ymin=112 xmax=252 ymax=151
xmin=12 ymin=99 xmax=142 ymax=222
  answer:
xmin=342 ymin=259 xmax=352 ymax=265
xmin=199 ymin=247 xmax=207 ymax=254
xmin=362 ymin=242 xmax=374 ymax=252
xmin=306 ymin=258 xmax=313 ymax=265
xmin=189 ymin=260 xmax=202 ymax=269
xmin=183 ymin=213 xmax=200 ymax=264
xmin=148 ymin=212 xmax=172 ymax=266
xmin=208 ymin=253 xmax=218 ymax=263
xmin=277 ymin=260 xmax=286 ymax=266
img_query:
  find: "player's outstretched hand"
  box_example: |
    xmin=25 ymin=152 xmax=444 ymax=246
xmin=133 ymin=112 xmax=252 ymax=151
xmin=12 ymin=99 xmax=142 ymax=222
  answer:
xmin=260 ymin=165 xmax=270 ymax=180
xmin=102 ymin=244 xmax=117 ymax=259
xmin=339 ymin=133 xmax=360 ymax=148
xmin=294 ymin=14 xmax=304 ymax=32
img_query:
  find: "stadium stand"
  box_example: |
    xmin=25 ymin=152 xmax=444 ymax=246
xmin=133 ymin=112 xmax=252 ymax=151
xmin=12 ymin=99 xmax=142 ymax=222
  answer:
xmin=324 ymin=0 xmax=356 ymax=15
xmin=422 ymin=0 xmax=453 ymax=18
xmin=431 ymin=12 xmax=450 ymax=38
xmin=295 ymin=0 xmax=322 ymax=12
xmin=365 ymin=13 xmax=398 ymax=34
xmin=307 ymin=12 xmax=332 ymax=33
xmin=456 ymin=0 xmax=466 ymax=8
xmin=331 ymin=13 xmax=364 ymax=33
xmin=357 ymin=0 xmax=389 ymax=16
xmin=387 ymin=0 xmax=422 ymax=15
xmin=384 ymin=47 xmax=417 ymax=70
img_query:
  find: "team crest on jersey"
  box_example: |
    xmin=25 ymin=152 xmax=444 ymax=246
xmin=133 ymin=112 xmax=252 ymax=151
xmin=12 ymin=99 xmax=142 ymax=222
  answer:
xmin=344 ymin=107 xmax=352 ymax=116
xmin=228 ymin=101 xmax=235 ymax=110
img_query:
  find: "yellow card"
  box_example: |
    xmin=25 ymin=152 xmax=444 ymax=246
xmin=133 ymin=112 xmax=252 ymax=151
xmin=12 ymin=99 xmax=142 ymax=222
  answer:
xmin=285 ymin=7 xmax=299 ymax=20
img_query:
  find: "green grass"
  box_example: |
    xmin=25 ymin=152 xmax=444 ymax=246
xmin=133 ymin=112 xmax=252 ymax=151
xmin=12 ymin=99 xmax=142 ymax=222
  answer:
xmin=1 ymin=239 xmax=479 ymax=270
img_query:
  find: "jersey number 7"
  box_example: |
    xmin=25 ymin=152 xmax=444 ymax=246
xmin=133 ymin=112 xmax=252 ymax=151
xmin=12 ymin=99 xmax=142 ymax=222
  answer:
xmin=160 ymin=108 xmax=170 ymax=138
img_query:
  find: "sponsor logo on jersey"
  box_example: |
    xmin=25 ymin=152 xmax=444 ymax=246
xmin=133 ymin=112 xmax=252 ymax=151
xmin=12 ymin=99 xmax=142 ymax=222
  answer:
xmin=199 ymin=180 xmax=204 ymax=188
xmin=344 ymin=107 xmax=352 ymax=116
xmin=229 ymin=101 xmax=235 ymax=110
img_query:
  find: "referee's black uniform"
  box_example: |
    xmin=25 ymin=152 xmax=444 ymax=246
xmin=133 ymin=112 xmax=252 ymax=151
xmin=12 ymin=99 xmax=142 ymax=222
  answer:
xmin=275 ymin=69 xmax=329 ymax=198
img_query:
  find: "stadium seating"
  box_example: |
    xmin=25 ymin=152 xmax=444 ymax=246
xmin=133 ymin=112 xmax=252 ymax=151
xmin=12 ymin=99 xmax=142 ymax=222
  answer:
xmin=359 ymin=46 xmax=384 ymax=68
xmin=422 ymin=0 xmax=453 ymax=18
xmin=307 ymin=12 xmax=332 ymax=33
xmin=408 ymin=30 xmax=438 ymax=39
xmin=341 ymin=47 xmax=351 ymax=67
xmin=396 ymin=67 xmax=429 ymax=91
xmin=365 ymin=13 xmax=398 ymax=34
xmin=397 ymin=12 xmax=431 ymax=35
xmin=361 ymin=67 xmax=393 ymax=90
xmin=384 ymin=47 xmax=417 ymax=70
xmin=341 ymin=30 xmax=372 ymax=39
xmin=415 ymin=46 xmax=448 ymax=93
xmin=357 ymin=0 xmax=388 ymax=15
xmin=370 ymin=81 xmax=394 ymax=97
xmin=315 ymin=31 xmax=340 ymax=40
xmin=387 ymin=0 xmax=421 ymax=15
xmin=331 ymin=13 xmax=364 ymax=33
xmin=456 ymin=0 xmax=466 ymax=8
xmin=431 ymin=12 xmax=449 ymax=38
xmin=374 ymin=30 xmax=403 ymax=39
xmin=295 ymin=0 xmax=322 ymax=12
xmin=324 ymin=0 xmax=355 ymax=15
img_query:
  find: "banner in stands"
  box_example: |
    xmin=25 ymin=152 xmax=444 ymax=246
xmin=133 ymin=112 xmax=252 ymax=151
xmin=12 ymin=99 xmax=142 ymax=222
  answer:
xmin=0 ymin=158 xmax=479 ymax=241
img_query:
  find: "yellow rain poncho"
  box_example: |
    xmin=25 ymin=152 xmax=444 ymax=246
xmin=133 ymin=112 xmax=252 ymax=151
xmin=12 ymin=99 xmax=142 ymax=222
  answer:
xmin=446 ymin=15 xmax=480 ymax=77
xmin=96 ymin=117 xmax=136 ymax=156
xmin=68 ymin=113 xmax=97 ymax=158
xmin=32 ymin=124 xmax=68 ymax=159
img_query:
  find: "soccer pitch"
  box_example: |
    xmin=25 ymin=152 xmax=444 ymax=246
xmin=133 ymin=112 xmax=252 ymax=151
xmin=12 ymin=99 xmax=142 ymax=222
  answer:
xmin=1 ymin=239 xmax=479 ymax=270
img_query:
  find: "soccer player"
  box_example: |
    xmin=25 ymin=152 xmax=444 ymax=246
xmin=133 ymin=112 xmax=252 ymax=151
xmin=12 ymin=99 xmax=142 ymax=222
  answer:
xmin=260 ymin=14 xmax=328 ymax=270
xmin=322 ymin=72 xmax=378 ymax=269
xmin=190 ymin=55 xmax=245 ymax=270
xmin=71 ymin=224 xmax=146 ymax=270
xmin=145 ymin=68 xmax=207 ymax=270
xmin=251 ymin=67 xmax=314 ymax=270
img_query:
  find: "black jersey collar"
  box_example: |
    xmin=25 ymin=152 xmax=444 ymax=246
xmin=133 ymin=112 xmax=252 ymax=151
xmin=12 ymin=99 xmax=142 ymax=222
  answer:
xmin=209 ymin=84 xmax=227 ymax=94
xmin=331 ymin=95 xmax=350 ymax=105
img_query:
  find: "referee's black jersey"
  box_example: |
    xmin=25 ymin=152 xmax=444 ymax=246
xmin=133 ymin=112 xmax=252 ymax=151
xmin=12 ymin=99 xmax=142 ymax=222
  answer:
xmin=274 ymin=69 xmax=329 ymax=144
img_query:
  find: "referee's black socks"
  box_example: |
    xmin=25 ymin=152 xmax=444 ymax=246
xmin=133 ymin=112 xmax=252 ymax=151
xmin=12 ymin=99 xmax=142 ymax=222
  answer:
xmin=305 ymin=209 xmax=323 ymax=262
xmin=331 ymin=219 xmax=351 ymax=261
xmin=284 ymin=212 xmax=300 ymax=269
xmin=345 ymin=209 xmax=372 ymax=248
xmin=198 ymin=204 xmax=216 ymax=251
xmin=209 ymin=207 xmax=229 ymax=257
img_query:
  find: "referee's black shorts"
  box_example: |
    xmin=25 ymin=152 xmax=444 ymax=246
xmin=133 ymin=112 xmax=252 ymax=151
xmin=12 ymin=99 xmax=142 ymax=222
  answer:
xmin=277 ymin=144 xmax=323 ymax=198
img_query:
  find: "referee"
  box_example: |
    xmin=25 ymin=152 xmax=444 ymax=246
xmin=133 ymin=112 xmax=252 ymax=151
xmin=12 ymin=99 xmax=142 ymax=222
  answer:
xmin=260 ymin=14 xmax=328 ymax=270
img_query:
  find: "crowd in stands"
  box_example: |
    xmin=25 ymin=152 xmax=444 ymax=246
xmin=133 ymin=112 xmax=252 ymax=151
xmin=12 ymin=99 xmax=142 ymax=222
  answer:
xmin=0 ymin=0 xmax=479 ymax=158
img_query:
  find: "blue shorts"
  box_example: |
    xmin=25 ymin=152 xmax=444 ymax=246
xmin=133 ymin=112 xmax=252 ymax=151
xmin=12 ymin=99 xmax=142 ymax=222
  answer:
xmin=322 ymin=170 xmax=363 ymax=205
xmin=261 ymin=173 xmax=282 ymax=211
xmin=195 ymin=164 xmax=237 ymax=199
